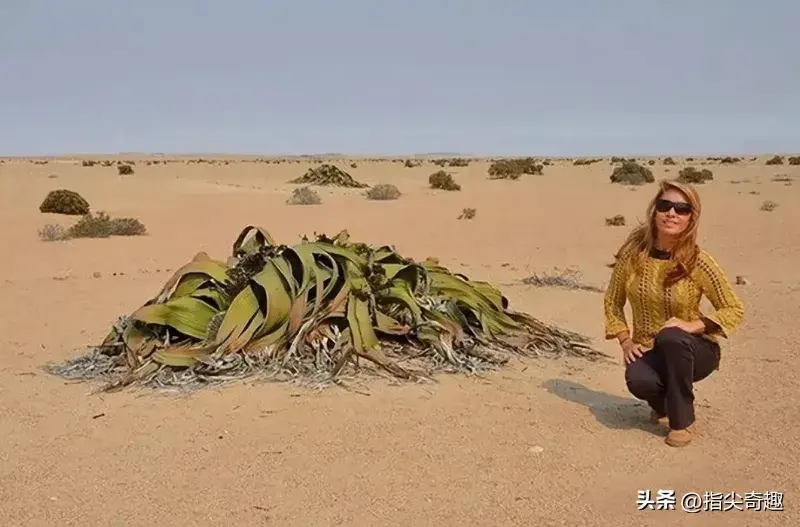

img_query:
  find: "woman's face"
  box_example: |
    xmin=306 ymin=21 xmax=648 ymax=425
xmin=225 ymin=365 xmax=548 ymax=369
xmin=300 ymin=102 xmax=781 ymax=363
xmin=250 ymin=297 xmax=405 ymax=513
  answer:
xmin=654 ymin=188 xmax=693 ymax=238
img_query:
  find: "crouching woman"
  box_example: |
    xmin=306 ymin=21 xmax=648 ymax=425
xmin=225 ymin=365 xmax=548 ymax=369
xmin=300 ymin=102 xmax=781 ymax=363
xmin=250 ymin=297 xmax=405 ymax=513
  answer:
xmin=603 ymin=180 xmax=745 ymax=447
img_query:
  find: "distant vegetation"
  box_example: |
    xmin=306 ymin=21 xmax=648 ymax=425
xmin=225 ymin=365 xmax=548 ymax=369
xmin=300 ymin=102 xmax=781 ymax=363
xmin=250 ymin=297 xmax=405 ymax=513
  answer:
xmin=39 ymin=189 xmax=90 ymax=215
xmin=609 ymin=161 xmax=654 ymax=185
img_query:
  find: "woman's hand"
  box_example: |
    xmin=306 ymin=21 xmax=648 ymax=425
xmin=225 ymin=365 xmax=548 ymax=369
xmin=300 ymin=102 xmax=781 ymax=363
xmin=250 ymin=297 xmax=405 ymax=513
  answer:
xmin=620 ymin=337 xmax=646 ymax=364
xmin=661 ymin=317 xmax=705 ymax=334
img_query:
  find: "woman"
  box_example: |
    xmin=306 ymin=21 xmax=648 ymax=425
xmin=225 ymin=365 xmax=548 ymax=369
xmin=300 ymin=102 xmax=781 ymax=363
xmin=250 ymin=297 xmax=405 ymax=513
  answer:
xmin=603 ymin=179 xmax=744 ymax=447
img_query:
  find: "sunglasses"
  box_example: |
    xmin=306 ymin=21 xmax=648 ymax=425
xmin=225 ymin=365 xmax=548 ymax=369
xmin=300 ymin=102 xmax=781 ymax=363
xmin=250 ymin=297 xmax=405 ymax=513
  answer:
xmin=655 ymin=198 xmax=693 ymax=216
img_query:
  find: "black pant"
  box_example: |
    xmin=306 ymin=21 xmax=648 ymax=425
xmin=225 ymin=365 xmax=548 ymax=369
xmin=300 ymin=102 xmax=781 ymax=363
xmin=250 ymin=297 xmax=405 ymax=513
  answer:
xmin=625 ymin=327 xmax=720 ymax=430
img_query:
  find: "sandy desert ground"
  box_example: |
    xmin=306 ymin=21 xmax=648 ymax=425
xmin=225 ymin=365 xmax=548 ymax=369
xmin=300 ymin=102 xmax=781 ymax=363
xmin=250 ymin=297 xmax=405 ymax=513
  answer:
xmin=0 ymin=154 xmax=798 ymax=527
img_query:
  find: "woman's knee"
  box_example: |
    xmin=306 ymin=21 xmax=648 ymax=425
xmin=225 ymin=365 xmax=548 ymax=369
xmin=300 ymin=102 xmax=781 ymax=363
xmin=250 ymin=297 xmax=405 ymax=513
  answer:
xmin=654 ymin=326 xmax=693 ymax=350
xmin=626 ymin=378 xmax=658 ymax=399
xmin=625 ymin=362 xmax=659 ymax=399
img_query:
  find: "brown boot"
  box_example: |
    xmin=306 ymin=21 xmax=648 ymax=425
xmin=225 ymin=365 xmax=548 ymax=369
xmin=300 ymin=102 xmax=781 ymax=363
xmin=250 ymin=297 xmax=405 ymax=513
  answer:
xmin=650 ymin=410 xmax=669 ymax=426
xmin=665 ymin=426 xmax=693 ymax=447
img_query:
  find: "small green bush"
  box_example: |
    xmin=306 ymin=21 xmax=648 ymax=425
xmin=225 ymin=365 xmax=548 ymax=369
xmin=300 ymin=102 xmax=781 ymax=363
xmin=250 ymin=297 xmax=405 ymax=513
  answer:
xmin=68 ymin=212 xmax=147 ymax=238
xmin=39 ymin=189 xmax=91 ymax=215
xmin=488 ymin=158 xmax=543 ymax=179
xmin=287 ymin=186 xmax=322 ymax=205
xmin=429 ymin=170 xmax=461 ymax=191
xmin=609 ymin=161 xmax=654 ymax=185
xmin=677 ymin=167 xmax=714 ymax=184
xmin=38 ymin=224 xmax=71 ymax=241
xmin=366 ymin=183 xmax=402 ymax=200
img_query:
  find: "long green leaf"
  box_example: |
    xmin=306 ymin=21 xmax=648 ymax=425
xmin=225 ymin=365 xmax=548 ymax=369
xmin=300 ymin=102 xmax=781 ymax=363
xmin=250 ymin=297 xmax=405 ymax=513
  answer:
xmin=250 ymin=260 xmax=294 ymax=336
xmin=131 ymin=296 xmax=219 ymax=340
xmin=213 ymin=284 xmax=265 ymax=355
xmin=346 ymin=292 xmax=378 ymax=353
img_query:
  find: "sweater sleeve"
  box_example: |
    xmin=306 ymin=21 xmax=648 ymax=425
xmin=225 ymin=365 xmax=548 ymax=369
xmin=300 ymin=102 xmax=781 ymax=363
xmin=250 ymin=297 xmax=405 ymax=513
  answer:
xmin=695 ymin=251 xmax=745 ymax=338
xmin=603 ymin=254 xmax=631 ymax=339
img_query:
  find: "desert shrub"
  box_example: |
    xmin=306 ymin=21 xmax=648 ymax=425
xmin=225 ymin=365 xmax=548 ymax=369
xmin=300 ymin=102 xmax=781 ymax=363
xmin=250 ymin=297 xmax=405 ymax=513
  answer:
xmin=488 ymin=158 xmax=543 ymax=179
xmin=521 ymin=268 xmax=604 ymax=293
xmin=67 ymin=212 xmax=147 ymax=238
xmin=458 ymin=207 xmax=476 ymax=219
xmin=38 ymin=224 xmax=71 ymax=241
xmin=788 ymin=156 xmax=800 ymax=166
xmin=647 ymin=159 xmax=656 ymax=166
xmin=39 ymin=189 xmax=91 ymax=215
xmin=432 ymin=158 xmax=469 ymax=167
xmin=350 ymin=162 xmax=358 ymax=168
xmin=663 ymin=157 xmax=676 ymax=165
xmin=117 ymin=164 xmax=134 ymax=175
xmin=429 ymin=170 xmax=461 ymax=191
xmin=290 ymin=164 xmax=367 ymax=188
xmin=605 ymin=215 xmax=626 ymax=226
xmin=366 ymin=183 xmax=401 ymax=200
xmin=766 ymin=155 xmax=784 ymax=165
xmin=772 ymin=174 xmax=793 ymax=182
xmin=609 ymin=160 xmax=654 ymax=185
xmin=573 ymin=158 xmax=601 ymax=166
xmin=105 ymin=217 xmax=148 ymax=236
xmin=760 ymin=200 xmax=778 ymax=212
xmin=677 ymin=167 xmax=714 ymax=184
xmin=720 ymin=156 xmax=740 ymax=164
xmin=404 ymin=159 xmax=421 ymax=168
xmin=82 ymin=160 xmax=97 ymax=167
xmin=287 ymin=186 xmax=322 ymax=205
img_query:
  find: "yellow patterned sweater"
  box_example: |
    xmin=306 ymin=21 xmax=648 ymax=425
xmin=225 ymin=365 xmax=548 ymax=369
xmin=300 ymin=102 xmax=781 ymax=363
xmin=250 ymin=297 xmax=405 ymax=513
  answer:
xmin=603 ymin=247 xmax=745 ymax=350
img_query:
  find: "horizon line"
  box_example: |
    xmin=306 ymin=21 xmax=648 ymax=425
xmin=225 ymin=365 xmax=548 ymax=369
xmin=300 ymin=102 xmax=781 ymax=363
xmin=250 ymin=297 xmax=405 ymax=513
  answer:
xmin=2 ymin=150 xmax=799 ymax=160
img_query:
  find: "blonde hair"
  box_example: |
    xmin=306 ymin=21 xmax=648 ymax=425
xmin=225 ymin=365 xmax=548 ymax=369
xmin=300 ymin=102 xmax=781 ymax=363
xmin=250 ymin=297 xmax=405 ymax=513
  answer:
xmin=615 ymin=179 xmax=702 ymax=286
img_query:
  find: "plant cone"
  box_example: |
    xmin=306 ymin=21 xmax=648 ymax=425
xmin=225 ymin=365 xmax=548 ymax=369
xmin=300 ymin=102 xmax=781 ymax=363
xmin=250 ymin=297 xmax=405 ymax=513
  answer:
xmin=47 ymin=226 xmax=602 ymax=391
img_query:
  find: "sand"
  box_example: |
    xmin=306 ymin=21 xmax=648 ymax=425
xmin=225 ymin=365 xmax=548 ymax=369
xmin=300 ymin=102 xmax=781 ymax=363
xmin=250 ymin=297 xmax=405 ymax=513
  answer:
xmin=0 ymin=155 xmax=797 ymax=526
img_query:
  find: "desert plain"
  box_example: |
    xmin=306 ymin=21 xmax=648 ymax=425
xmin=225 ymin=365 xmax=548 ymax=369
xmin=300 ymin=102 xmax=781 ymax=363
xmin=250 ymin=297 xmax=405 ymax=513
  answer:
xmin=0 ymin=154 xmax=798 ymax=527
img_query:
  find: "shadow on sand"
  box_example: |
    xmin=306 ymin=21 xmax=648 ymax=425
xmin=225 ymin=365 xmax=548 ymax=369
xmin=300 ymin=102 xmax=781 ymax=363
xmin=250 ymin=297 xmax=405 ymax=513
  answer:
xmin=541 ymin=378 xmax=664 ymax=434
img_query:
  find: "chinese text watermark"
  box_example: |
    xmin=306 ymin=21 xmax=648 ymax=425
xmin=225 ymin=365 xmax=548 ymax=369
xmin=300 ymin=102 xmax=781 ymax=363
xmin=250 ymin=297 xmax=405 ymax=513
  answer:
xmin=637 ymin=490 xmax=784 ymax=513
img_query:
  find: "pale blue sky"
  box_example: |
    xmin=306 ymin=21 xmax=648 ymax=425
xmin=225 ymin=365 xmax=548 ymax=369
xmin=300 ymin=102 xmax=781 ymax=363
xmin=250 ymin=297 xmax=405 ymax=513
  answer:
xmin=2 ymin=1 xmax=798 ymax=156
